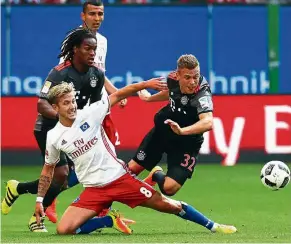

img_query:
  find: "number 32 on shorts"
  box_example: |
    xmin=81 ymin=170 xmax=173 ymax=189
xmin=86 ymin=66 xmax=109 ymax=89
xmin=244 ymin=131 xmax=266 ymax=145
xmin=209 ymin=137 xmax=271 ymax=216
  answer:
xmin=140 ymin=187 xmax=152 ymax=198
xmin=180 ymin=154 xmax=196 ymax=172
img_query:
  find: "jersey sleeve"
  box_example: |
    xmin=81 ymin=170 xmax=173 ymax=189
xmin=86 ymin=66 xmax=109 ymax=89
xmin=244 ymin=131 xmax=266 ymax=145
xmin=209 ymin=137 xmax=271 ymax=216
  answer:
xmin=83 ymin=91 xmax=110 ymax=124
xmin=39 ymin=68 xmax=64 ymax=99
xmin=45 ymin=132 xmax=60 ymax=166
xmin=59 ymin=57 xmax=64 ymax=64
xmin=194 ymin=86 xmax=213 ymax=115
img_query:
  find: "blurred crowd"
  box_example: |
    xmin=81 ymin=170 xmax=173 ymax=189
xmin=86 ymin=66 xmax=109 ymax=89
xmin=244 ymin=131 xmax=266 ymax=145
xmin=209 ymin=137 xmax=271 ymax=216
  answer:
xmin=1 ymin=0 xmax=288 ymax=4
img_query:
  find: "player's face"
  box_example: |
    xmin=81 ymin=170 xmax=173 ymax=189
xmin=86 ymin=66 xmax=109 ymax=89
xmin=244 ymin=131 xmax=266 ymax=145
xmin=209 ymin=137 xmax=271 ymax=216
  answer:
xmin=81 ymin=4 xmax=104 ymax=33
xmin=177 ymin=66 xmax=200 ymax=94
xmin=55 ymin=92 xmax=77 ymax=121
xmin=75 ymin=38 xmax=97 ymax=66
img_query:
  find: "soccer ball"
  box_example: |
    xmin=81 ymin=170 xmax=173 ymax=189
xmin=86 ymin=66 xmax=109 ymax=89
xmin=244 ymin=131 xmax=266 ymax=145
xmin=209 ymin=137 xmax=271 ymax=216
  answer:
xmin=260 ymin=161 xmax=290 ymax=190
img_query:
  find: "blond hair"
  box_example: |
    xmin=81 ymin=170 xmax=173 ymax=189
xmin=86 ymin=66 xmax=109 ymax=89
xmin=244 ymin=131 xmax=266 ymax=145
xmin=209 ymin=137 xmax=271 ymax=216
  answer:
xmin=47 ymin=82 xmax=75 ymax=104
xmin=177 ymin=54 xmax=199 ymax=70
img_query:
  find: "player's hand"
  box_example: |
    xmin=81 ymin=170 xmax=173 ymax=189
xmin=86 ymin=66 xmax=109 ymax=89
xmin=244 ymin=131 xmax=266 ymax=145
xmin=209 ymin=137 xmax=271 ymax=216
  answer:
xmin=164 ymin=119 xmax=184 ymax=135
xmin=138 ymin=89 xmax=151 ymax=101
xmin=144 ymin=77 xmax=168 ymax=91
xmin=35 ymin=202 xmax=45 ymax=226
xmin=118 ymin=98 xmax=127 ymax=108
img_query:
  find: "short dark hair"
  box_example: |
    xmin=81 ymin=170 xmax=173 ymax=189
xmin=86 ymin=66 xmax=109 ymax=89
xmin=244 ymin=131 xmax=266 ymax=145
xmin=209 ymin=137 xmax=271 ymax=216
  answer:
xmin=83 ymin=0 xmax=104 ymax=13
xmin=58 ymin=27 xmax=96 ymax=62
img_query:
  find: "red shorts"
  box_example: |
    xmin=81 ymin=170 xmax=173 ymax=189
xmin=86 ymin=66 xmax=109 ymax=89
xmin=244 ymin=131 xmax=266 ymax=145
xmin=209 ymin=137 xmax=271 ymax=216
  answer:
xmin=102 ymin=114 xmax=120 ymax=146
xmin=71 ymin=173 xmax=156 ymax=214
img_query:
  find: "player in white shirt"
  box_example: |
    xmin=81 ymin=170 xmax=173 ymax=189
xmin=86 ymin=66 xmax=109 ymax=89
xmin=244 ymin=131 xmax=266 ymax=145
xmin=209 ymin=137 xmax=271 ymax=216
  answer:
xmin=45 ymin=0 xmax=125 ymax=222
xmin=34 ymin=82 xmax=237 ymax=235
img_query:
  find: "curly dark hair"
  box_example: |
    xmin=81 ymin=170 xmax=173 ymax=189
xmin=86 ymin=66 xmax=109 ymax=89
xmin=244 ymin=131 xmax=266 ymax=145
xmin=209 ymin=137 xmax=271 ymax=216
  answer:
xmin=58 ymin=27 xmax=96 ymax=62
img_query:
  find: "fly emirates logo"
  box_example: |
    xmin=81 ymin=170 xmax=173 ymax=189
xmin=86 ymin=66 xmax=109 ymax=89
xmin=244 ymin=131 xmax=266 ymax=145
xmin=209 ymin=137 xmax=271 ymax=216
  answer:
xmin=68 ymin=137 xmax=98 ymax=159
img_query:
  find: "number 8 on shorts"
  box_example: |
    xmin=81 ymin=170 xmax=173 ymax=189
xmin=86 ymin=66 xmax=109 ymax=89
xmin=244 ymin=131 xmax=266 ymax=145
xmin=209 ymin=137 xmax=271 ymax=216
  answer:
xmin=140 ymin=187 xmax=152 ymax=198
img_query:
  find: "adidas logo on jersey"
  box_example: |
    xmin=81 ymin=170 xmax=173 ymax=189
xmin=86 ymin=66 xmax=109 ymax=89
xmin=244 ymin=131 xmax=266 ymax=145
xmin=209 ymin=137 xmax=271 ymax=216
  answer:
xmin=61 ymin=139 xmax=67 ymax=145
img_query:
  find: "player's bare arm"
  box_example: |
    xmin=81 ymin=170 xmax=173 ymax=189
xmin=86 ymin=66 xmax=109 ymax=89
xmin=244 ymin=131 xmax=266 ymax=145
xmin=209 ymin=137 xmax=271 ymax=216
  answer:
xmin=37 ymin=164 xmax=55 ymax=197
xmin=138 ymin=89 xmax=169 ymax=102
xmin=37 ymin=99 xmax=59 ymax=119
xmin=35 ymin=164 xmax=55 ymax=225
xmin=165 ymin=112 xmax=213 ymax=135
xmin=104 ymin=76 xmax=127 ymax=107
xmin=109 ymin=78 xmax=167 ymax=107
xmin=104 ymin=76 xmax=118 ymax=94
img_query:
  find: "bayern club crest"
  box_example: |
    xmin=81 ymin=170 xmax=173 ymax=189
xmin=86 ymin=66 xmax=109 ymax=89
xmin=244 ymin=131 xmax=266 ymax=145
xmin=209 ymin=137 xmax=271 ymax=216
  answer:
xmin=137 ymin=150 xmax=146 ymax=161
xmin=90 ymin=76 xmax=98 ymax=87
xmin=180 ymin=96 xmax=189 ymax=105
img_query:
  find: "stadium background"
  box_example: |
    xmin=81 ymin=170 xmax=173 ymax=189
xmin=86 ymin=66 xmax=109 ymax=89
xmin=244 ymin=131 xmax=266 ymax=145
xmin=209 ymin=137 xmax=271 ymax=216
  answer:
xmin=1 ymin=1 xmax=290 ymax=165
xmin=1 ymin=1 xmax=291 ymax=243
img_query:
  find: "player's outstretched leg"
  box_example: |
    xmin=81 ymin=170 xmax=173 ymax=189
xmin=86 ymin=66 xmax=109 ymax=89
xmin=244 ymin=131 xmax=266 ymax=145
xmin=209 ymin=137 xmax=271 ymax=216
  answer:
xmin=140 ymin=192 xmax=237 ymax=234
xmin=2 ymin=179 xmax=46 ymax=215
xmin=75 ymin=210 xmax=133 ymax=235
xmin=176 ymin=201 xmax=237 ymax=234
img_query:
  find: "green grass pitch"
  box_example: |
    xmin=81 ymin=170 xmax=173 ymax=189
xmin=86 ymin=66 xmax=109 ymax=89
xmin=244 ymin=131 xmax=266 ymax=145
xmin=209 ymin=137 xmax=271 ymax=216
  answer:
xmin=1 ymin=164 xmax=291 ymax=243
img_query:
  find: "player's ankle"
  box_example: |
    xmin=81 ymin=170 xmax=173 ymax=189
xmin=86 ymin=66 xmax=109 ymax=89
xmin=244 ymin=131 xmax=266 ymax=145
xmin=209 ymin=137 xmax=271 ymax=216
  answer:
xmin=211 ymin=223 xmax=219 ymax=232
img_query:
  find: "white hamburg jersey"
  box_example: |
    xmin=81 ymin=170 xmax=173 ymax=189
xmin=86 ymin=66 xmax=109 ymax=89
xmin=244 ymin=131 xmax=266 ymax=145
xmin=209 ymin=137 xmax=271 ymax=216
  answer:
xmin=93 ymin=32 xmax=107 ymax=71
xmin=60 ymin=32 xmax=107 ymax=71
xmin=45 ymin=92 xmax=126 ymax=187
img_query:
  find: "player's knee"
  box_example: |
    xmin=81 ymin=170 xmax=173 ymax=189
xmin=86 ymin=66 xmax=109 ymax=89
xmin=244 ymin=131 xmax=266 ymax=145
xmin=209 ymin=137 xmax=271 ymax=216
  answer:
xmin=128 ymin=160 xmax=144 ymax=175
xmin=161 ymin=181 xmax=181 ymax=196
xmin=160 ymin=188 xmax=175 ymax=196
xmin=56 ymin=224 xmax=74 ymax=235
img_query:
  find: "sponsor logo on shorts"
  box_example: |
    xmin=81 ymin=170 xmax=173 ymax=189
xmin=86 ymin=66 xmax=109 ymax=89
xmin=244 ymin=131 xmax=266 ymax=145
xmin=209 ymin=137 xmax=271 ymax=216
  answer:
xmin=137 ymin=150 xmax=146 ymax=161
